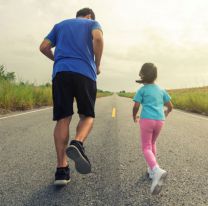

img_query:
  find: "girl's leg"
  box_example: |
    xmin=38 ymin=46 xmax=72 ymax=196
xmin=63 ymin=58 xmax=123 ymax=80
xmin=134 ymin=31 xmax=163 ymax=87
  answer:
xmin=139 ymin=119 xmax=159 ymax=170
xmin=152 ymin=121 xmax=164 ymax=156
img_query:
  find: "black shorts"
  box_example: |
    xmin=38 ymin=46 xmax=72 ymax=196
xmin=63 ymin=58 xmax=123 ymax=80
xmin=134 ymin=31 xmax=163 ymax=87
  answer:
xmin=52 ymin=71 xmax=97 ymax=121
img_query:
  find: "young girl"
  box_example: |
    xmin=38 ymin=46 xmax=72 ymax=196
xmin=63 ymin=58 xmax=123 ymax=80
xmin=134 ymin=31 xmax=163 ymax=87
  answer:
xmin=132 ymin=63 xmax=173 ymax=195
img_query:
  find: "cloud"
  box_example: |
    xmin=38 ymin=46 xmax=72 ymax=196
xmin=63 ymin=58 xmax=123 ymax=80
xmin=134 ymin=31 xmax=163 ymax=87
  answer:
xmin=1 ymin=0 xmax=208 ymax=91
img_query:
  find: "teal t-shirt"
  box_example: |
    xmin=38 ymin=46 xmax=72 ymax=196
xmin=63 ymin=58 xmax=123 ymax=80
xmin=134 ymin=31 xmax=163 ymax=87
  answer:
xmin=133 ymin=84 xmax=171 ymax=120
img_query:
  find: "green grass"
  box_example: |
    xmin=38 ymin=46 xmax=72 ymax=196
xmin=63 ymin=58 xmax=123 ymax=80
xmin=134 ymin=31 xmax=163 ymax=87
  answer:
xmin=0 ymin=80 xmax=52 ymax=112
xmin=0 ymin=79 xmax=113 ymax=114
xmin=97 ymin=91 xmax=113 ymax=98
xmin=118 ymin=92 xmax=135 ymax=99
xmin=118 ymin=86 xmax=208 ymax=115
xmin=168 ymin=87 xmax=208 ymax=115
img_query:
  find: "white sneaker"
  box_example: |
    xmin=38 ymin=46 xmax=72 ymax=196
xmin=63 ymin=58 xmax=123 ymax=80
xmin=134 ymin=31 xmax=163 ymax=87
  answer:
xmin=147 ymin=167 xmax=153 ymax=179
xmin=150 ymin=167 xmax=167 ymax=195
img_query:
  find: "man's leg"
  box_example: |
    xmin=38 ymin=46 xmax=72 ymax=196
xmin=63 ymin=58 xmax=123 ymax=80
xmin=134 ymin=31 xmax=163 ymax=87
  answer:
xmin=66 ymin=115 xmax=93 ymax=174
xmin=52 ymin=72 xmax=75 ymax=185
xmin=66 ymin=73 xmax=96 ymax=174
xmin=75 ymin=114 xmax=94 ymax=142
xmin=54 ymin=116 xmax=72 ymax=168
xmin=53 ymin=116 xmax=72 ymax=186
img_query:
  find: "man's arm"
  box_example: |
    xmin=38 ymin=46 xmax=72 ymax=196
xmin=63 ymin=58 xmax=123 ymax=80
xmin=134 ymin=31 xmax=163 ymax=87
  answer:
xmin=92 ymin=29 xmax=103 ymax=75
xmin=39 ymin=39 xmax=54 ymax=61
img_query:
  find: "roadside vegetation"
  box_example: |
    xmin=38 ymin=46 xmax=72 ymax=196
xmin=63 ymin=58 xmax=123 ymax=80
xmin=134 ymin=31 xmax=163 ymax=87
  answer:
xmin=97 ymin=89 xmax=113 ymax=98
xmin=0 ymin=65 xmax=112 ymax=114
xmin=168 ymin=87 xmax=208 ymax=115
xmin=0 ymin=65 xmax=52 ymax=114
xmin=118 ymin=87 xmax=208 ymax=116
xmin=118 ymin=91 xmax=135 ymax=99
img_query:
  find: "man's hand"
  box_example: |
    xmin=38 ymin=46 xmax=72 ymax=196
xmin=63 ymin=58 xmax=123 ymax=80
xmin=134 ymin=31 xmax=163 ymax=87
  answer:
xmin=39 ymin=39 xmax=54 ymax=61
xmin=97 ymin=66 xmax=101 ymax=75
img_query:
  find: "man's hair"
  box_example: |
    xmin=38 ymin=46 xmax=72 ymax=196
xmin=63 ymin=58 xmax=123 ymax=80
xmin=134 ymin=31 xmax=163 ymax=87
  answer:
xmin=136 ymin=63 xmax=157 ymax=84
xmin=76 ymin=8 xmax=95 ymax=20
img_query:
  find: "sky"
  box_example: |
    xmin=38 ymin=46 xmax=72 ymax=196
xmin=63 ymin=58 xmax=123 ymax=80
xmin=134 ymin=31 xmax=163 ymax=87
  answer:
xmin=1 ymin=0 xmax=208 ymax=92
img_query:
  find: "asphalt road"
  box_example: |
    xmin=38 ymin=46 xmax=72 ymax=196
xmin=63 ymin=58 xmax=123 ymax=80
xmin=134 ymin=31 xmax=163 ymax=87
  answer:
xmin=0 ymin=95 xmax=208 ymax=206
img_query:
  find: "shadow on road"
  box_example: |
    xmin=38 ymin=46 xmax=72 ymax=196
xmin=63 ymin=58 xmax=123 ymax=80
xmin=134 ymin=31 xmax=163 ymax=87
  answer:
xmin=24 ymin=183 xmax=76 ymax=206
xmin=121 ymin=174 xmax=163 ymax=206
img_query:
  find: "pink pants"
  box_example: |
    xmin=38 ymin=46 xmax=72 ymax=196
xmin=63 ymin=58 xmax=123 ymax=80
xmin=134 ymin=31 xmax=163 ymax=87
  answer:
xmin=139 ymin=119 xmax=164 ymax=170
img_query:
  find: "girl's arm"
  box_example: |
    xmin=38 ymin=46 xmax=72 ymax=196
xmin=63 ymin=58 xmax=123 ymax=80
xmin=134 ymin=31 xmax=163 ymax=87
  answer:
xmin=133 ymin=102 xmax=140 ymax=122
xmin=164 ymin=101 xmax=173 ymax=117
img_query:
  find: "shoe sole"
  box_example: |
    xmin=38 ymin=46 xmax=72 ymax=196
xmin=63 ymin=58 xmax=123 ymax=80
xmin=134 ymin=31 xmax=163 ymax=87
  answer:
xmin=151 ymin=172 xmax=168 ymax=195
xmin=54 ymin=179 xmax=71 ymax=186
xmin=66 ymin=145 xmax=91 ymax=174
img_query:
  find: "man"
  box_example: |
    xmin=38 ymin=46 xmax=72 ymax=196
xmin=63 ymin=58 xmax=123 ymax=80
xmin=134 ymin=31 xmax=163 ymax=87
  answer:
xmin=39 ymin=8 xmax=103 ymax=186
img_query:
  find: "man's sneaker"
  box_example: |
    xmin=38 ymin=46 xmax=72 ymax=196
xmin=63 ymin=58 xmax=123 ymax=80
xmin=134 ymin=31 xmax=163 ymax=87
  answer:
xmin=66 ymin=140 xmax=91 ymax=174
xmin=54 ymin=166 xmax=71 ymax=186
xmin=147 ymin=167 xmax=153 ymax=179
xmin=150 ymin=166 xmax=167 ymax=195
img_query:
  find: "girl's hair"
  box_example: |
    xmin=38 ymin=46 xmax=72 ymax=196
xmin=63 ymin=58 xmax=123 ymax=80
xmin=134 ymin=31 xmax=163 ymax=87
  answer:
xmin=136 ymin=63 xmax=157 ymax=84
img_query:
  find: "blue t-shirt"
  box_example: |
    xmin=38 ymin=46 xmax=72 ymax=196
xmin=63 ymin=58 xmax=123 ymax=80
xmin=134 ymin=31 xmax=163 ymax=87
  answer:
xmin=133 ymin=84 xmax=171 ymax=120
xmin=45 ymin=18 xmax=102 ymax=81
